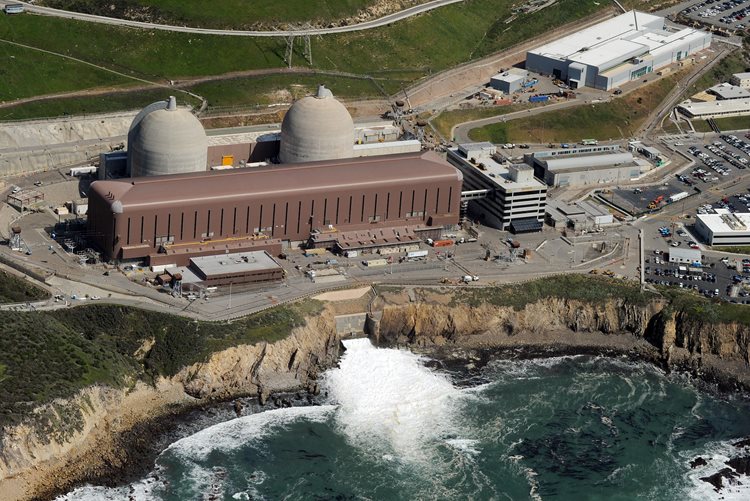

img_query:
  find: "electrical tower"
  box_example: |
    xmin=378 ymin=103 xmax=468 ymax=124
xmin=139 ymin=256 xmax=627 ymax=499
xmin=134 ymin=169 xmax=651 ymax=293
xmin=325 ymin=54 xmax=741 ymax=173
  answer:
xmin=283 ymin=24 xmax=314 ymax=68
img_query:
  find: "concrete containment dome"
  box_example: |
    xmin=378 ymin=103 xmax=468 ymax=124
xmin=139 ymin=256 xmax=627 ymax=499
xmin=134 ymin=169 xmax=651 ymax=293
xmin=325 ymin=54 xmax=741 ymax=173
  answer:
xmin=279 ymin=85 xmax=355 ymax=164
xmin=129 ymin=96 xmax=208 ymax=177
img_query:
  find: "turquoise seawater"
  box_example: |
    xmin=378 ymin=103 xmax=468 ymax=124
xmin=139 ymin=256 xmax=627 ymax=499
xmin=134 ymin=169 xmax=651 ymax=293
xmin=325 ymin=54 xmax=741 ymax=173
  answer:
xmin=60 ymin=339 xmax=750 ymax=500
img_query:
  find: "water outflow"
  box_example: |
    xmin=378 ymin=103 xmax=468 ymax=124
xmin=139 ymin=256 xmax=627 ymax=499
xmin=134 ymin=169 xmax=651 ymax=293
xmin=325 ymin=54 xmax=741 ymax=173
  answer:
xmin=323 ymin=338 xmax=471 ymax=464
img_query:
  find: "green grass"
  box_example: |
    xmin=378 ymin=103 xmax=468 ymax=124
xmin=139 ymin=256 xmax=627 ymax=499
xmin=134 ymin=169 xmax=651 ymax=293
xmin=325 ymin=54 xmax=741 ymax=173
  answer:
xmin=0 ymin=87 xmax=201 ymax=121
xmin=0 ymin=270 xmax=49 ymax=303
xmin=468 ymin=72 xmax=685 ymax=143
xmin=711 ymin=246 xmax=750 ymax=255
xmin=0 ymin=42 xmax=129 ymax=101
xmin=41 ymin=0 xmax=399 ymax=29
xmin=0 ymin=300 xmax=323 ymax=428
xmin=0 ymin=0 xmax=611 ymax=119
xmin=431 ymin=104 xmax=531 ymax=140
xmin=451 ymin=274 xmax=651 ymax=310
xmin=712 ymin=116 xmax=750 ymax=132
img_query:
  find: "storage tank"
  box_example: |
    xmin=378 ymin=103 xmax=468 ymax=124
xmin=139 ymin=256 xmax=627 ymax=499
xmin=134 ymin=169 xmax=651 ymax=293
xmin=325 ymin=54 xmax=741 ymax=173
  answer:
xmin=279 ymin=85 xmax=355 ymax=164
xmin=128 ymin=96 xmax=208 ymax=177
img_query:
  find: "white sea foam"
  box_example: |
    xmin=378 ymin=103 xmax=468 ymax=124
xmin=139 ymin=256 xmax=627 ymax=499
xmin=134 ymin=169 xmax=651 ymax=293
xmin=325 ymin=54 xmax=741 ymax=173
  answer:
xmin=322 ymin=338 xmax=472 ymax=463
xmin=682 ymin=438 xmax=750 ymax=501
xmin=166 ymin=405 xmax=335 ymax=460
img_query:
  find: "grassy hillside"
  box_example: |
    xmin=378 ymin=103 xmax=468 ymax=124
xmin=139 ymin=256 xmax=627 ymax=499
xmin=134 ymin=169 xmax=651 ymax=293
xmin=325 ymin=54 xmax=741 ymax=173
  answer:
xmin=0 ymin=300 xmax=322 ymax=428
xmin=0 ymin=270 xmax=49 ymax=304
xmin=41 ymin=0 xmax=404 ymax=29
xmin=0 ymin=0 xmax=610 ymax=119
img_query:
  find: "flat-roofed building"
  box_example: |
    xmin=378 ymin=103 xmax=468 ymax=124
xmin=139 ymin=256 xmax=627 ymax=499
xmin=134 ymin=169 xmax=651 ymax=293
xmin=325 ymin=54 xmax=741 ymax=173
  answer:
xmin=677 ymin=99 xmax=750 ymax=119
xmin=668 ymin=247 xmax=702 ymax=264
xmin=526 ymin=11 xmax=711 ymax=90
xmin=707 ymin=83 xmax=750 ymax=100
xmin=490 ymin=69 xmax=529 ymax=94
xmin=447 ymin=145 xmax=547 ymax=232
xmin=525 ymin=146 xmax=642 ymax=187
xmin=695 ymin=209 xmax=750 ymax=246
xmin=88 ymin=151 xmax=462 ymax=263
xmin=188 ymin=251 xmax=283 ymax=286
xmin=730 ymin=72 xmax=750 ymax=88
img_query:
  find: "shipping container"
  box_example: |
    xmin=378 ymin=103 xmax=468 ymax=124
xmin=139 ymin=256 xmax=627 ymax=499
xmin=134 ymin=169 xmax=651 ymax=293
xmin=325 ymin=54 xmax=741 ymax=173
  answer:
xmin=343 ymin=250 xmax=359 ymax=258
xmin=431 ymin=239 xmax=454 ymax=247
xmin=406 ymin=250 xmax=429 ymax=259
xmin=529 ymin=95 xmax=550 ymax=103
xmin=363 ymin=258 xmax=388 ymax=267
xmin=402 ymin=244 xmax=421 ymax=252
xmin=303 ymin=248 xmax=326 ymax=256
xmin=69 ymin=166 xmax=98 ymax=176
xmin=669 ymin=191 xmax=689 ymax=203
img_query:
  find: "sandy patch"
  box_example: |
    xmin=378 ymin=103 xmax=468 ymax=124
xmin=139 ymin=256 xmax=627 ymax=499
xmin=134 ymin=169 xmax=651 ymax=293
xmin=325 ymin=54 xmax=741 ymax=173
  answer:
xmin=314 ymin=286 xmax=371 ymax=302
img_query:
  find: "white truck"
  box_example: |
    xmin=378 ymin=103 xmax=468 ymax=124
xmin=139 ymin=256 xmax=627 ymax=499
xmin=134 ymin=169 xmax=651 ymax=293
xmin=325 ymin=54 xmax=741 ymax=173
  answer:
xmin=462 ymin=275 xmax=480 ymax=283
xmin=669 ymin=191 xmax=689 ymax=203
xmin=406 ymin=250 xmax=428 ymax=260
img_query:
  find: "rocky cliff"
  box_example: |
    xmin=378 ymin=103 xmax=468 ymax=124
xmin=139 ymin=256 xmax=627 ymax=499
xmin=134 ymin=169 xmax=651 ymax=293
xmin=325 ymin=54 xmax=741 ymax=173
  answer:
xmin=371 ymin=293 xmax=750 ymax=390
xmin=0 ymin=306 xmax=341 ymax=501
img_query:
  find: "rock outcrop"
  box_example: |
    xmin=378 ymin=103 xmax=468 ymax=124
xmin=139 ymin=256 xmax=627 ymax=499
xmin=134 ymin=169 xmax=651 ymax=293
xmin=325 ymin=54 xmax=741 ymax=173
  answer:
xmin=0 ymin=306 xmax=341 ymax=501
xmin=371 ymin=295 xmax=750 ymax=390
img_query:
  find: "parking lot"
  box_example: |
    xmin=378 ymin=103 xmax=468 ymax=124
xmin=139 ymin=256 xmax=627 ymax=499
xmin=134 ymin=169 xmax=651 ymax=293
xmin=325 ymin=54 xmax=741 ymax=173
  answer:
xmin=680 ymin=0 xmax=750 ymax=33
xmin=644 ymin=252 xmax=750 ymax=302
xmin=609 ymin=132 xmax=750 ymax=214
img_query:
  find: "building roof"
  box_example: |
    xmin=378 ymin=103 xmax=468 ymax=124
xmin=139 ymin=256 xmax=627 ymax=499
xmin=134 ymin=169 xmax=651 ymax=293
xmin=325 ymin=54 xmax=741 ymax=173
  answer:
xmin=542 ymin=152 xmax=636 ymax=172
xmin=91 ymin=151 xmax=462 ymax=211
xmin=668 ymin=247 xmax=702 ymax=261
xmin=697 ymin=210 xmax=750 ymax=234
xmin=448 ymin=148 xmax=546 ymax=192
xmin=678 ymin=99 xmax=750 ymax=117
xmin=528 ymin=11 xmax=663 ymax=62
xmin=491 ymin=70 xmax=528 ymax=84
xmin=733 ymin=72 xmax=750 ymax=80
xmin=190 ymin=250 xmax=280 ymax=277
xmin=708 ymin=83 xmax=750 ymax=100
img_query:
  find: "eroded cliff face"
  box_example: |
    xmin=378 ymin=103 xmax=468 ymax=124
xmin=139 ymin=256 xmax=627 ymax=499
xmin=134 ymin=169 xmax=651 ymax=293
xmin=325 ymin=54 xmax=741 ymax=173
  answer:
xmin=0 ymin=307 xmax=341 ymax=501
xmin=372 ymin=296 xmax=750 ymax=390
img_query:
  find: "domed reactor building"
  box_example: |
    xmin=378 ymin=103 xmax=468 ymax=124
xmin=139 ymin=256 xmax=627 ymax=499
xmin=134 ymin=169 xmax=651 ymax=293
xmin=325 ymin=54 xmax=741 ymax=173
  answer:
xmin=127 ymin=96 xmax=208 ymax=177
xmin=88 ymin=86 xmax=463 ymax=271
xmin=279 ymin=85 xmax=354 ymax=164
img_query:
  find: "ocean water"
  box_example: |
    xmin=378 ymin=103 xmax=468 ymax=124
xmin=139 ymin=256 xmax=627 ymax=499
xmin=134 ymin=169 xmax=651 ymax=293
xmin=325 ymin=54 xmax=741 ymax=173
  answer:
xmin=59 ymin=338 xmax=750 ymax=501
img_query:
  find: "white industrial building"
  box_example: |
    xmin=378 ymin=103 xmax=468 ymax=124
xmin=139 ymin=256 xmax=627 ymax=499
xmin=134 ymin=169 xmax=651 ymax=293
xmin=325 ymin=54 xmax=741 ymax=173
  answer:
xmin=707 ymin=83 xmax=750 ymax=101
xmin=677 ymin=99 xmax=750 ymax=119
xmin=546 ymin=199 xmax=614 ymax=229
xmin=447 ymin=143 xmax=548 ymax=232
xmin=695 ymin=209 xmax=750 ymax=246
xmin=525 ymin=11 xmax=711 ymax=90
xmin=668 ymin=247 xmax=702 ymax=264
xmin=730 ymin=72 xmax=750 ymax=88
xmin=524 ymin=145 xmax=646 ymax=187
xmin=490 ymin=68 xmax=529 ymax=94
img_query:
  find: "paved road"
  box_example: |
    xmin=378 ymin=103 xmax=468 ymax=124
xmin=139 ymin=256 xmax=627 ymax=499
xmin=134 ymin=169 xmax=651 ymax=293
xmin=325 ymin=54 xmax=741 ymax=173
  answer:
xmin=2 ymin=0 xmax=465 ymax=36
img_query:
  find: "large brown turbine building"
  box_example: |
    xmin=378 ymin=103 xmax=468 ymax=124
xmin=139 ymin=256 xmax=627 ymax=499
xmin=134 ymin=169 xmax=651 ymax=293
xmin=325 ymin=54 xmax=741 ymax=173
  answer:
xmin=88 ymin=151 xmax=462 ymax=265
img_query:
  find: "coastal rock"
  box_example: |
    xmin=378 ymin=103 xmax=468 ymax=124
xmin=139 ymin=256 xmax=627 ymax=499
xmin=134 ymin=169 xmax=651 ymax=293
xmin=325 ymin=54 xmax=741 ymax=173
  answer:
xmin=727 ymin=455 xmax=750 ymax=475
xmin=690 ymin=457 xmax=708 ymax=468
xmin=0 ymin=305 xmax=342 ymax=501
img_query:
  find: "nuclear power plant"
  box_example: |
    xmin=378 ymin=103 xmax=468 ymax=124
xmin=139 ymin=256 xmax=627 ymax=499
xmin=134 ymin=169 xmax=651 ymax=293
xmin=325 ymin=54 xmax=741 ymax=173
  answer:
xmin=88 ymin=86 xmax=463 ymax=266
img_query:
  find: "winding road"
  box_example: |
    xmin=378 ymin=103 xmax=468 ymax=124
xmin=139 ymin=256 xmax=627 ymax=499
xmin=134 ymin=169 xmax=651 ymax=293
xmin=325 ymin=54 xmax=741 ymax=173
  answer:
xmin=2 ymin=0 xmax=465 ymax=36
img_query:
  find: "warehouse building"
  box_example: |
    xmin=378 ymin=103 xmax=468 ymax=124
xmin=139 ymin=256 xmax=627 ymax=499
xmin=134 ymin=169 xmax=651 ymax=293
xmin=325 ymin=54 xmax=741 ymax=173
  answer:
xmin=695 ymin=210 xmax=750 ymax=246
xmin=88 ymin=151 xmax=462 ymax=264
xmin=677 ymin=99 xmax=750 ymax=119
xmin=526 ymin=11 xmax=711 ymax=90
xmin=525 ymin=146 xmax=644 ymax=187
xmin=447 ymin=143 xmax=547 ymax=232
